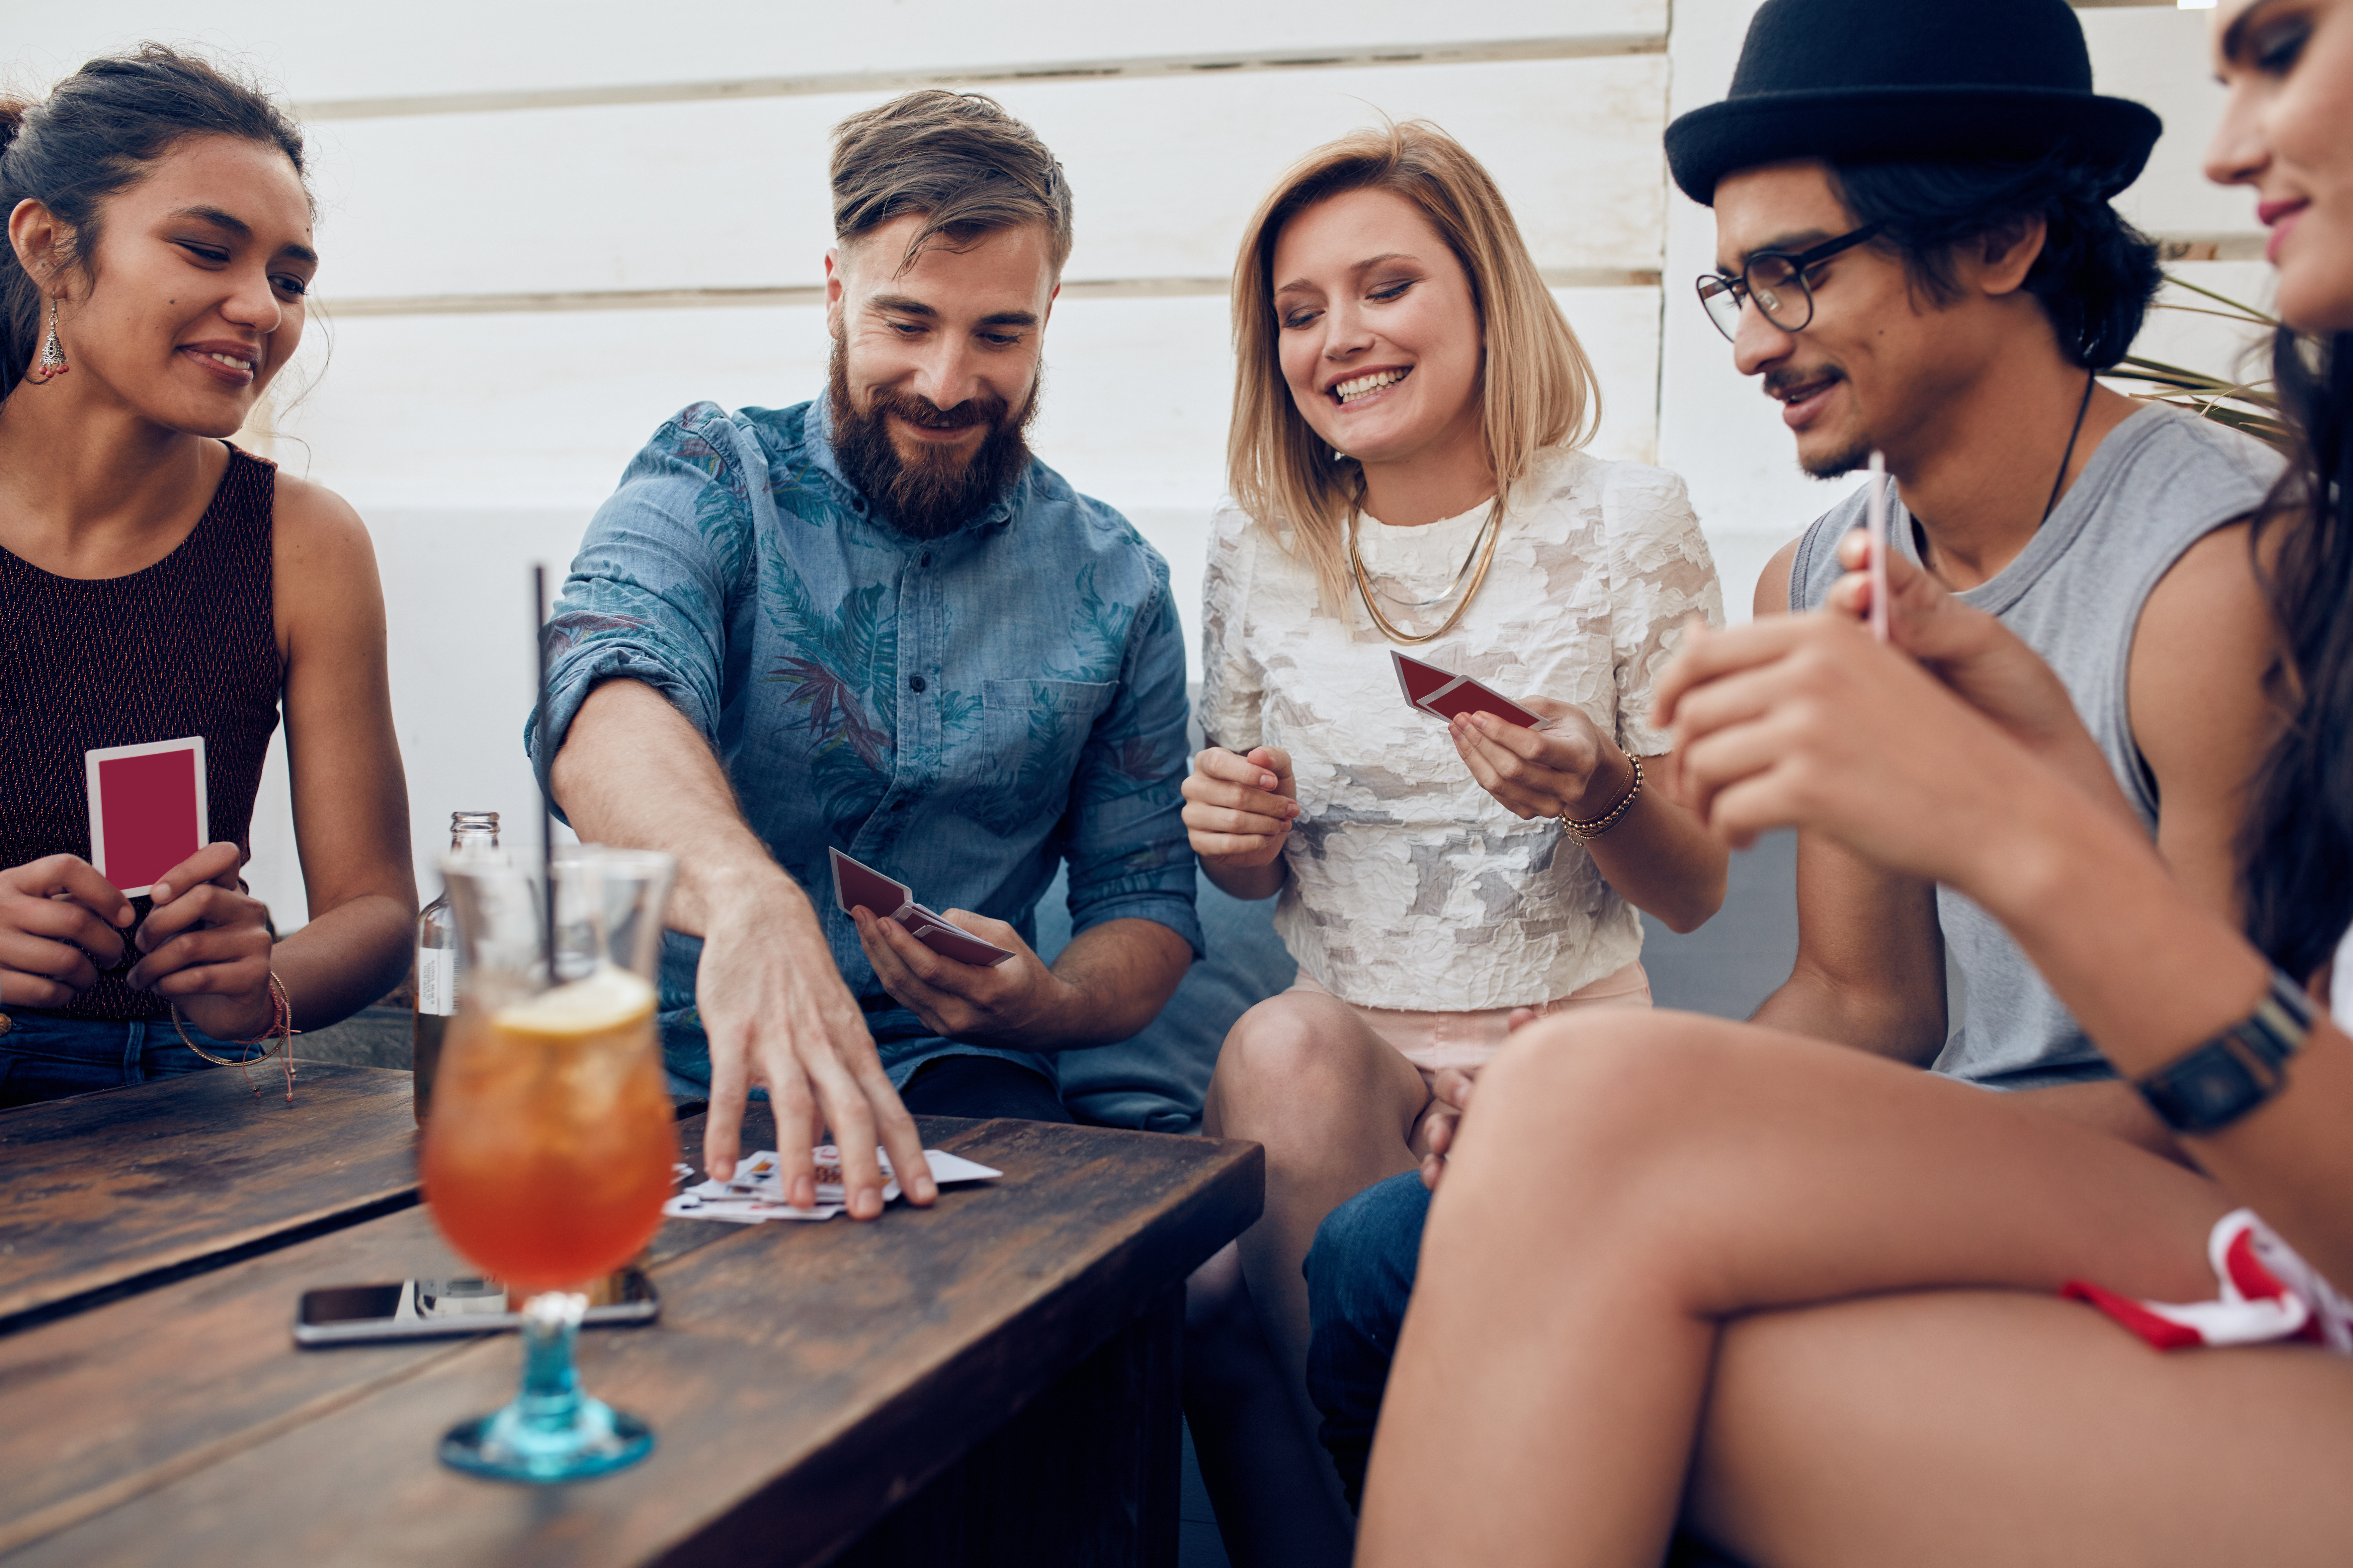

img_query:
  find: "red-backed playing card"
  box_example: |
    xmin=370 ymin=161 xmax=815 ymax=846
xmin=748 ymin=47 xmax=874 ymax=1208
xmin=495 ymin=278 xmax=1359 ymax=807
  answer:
xmin=828 ymin=848 xmax=1016 ymax=968
xmin=85 ymin=737 xmax=207 ymax=898
xmin=1392 ymin=651 xmax=1457 ymax=707
xmin=1390 ymin=653 xmax=1543 ymax=730
xmin=901 ymin=907 xmax=1016 ymax=968
xmin=1418 ymin=679 xmax=1542 ymax=730
xmin=829 ymin=846 xmax=912 ymax=922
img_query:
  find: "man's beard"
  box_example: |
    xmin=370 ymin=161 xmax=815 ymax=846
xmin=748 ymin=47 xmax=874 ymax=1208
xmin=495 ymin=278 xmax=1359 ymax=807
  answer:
xmin=828 ymin=341 xmax=1040 ymax=541
xmin=1765 ymin=365 xmax=1871 ymax=479
xmin=1800 ymin=435 xmax=1873 ymax=480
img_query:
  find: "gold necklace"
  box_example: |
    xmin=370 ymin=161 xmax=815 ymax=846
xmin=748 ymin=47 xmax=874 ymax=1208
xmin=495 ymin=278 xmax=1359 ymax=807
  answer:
xmin=1348 ymin=500 xmax=1503 ymax=646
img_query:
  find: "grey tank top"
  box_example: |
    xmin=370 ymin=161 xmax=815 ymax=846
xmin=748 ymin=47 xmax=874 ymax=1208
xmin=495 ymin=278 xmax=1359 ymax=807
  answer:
xmin=1791 ymin=404 xmax=2281 ymax=1089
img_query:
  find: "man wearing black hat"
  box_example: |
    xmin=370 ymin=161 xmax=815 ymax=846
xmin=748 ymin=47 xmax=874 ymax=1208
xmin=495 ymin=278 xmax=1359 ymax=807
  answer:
xmin=1296 ymin=0 xmax=2284 ymax=1515
xmin=1678 ymin=0 xmax=2279 ymax=1112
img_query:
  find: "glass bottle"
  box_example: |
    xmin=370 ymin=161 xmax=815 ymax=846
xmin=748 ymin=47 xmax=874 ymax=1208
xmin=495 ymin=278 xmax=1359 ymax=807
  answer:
xmin=413 ymin=811 xmax=499 ymax=1124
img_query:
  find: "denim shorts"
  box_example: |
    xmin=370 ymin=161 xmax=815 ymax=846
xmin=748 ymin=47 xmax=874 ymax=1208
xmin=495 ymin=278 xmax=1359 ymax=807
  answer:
xmin=0 ymin=1010 xmax=239 ymax=1110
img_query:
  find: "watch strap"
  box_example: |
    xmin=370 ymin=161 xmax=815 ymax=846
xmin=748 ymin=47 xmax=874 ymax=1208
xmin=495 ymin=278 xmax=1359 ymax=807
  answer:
xmin=2136 ymin=970 xmax=2316 ymax=1135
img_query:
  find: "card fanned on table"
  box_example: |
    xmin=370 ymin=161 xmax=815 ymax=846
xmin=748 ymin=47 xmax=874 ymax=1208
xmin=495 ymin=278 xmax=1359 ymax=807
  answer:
xmin=828 ymin=847 xmax=1015 ymax=967
xmin=1389 ymin=652 xmax=1542 ymax=730
xmin=665 ymin=1145 xmax=1004 ymax=1223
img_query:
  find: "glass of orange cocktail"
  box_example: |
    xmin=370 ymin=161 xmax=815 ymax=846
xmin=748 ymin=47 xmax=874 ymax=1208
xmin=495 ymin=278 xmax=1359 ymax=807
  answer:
xmin=423 ymin=844 xmax=676 ymax=1483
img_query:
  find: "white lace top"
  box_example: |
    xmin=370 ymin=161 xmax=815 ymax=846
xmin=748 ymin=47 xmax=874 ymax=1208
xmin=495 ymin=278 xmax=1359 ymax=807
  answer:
xmin=1201 ymin=447 xmax=1724 ymax=1011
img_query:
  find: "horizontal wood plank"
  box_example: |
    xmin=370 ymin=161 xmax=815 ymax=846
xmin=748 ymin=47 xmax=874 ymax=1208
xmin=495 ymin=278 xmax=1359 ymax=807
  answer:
xmin=306 ymin=54 xmax=1669 ymax=303
xmin=0 ymin=1063 xmax=421 ymax=1332
xmin=288 ymin=284 xmax=1666 ymax=521
xmin=15 ymin=1 xmax=1667 ymax=110
xmin=0 ymin=1109 xmax=733 ymax=1554
xmin=1 ymin=1115 xmax=1261 ymax=1567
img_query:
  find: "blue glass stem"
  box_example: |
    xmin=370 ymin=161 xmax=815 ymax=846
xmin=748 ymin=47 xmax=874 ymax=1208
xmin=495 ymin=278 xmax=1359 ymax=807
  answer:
xmin=516 ymin=1291 xmax=588 ymax=1429
xmin=436 ymin=1285 xmax=653 ymax=1482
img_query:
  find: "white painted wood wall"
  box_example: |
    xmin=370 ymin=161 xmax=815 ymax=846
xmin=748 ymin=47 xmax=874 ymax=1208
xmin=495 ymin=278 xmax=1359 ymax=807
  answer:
xmin=12 ymin=1 xmax=2270 ymax=926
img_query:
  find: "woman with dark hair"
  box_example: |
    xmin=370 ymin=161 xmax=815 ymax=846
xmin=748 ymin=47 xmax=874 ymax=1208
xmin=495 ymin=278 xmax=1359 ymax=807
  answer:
xmin=0 ymin=45 xmax=414 ymax=1104
xmin=1357 ymin=1 xmax=2353 ymax=1562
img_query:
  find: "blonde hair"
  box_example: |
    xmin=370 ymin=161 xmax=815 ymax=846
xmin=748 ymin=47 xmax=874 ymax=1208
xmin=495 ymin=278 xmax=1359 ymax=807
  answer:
xmin=1228 ymin=121 xmax=1601 ymax=613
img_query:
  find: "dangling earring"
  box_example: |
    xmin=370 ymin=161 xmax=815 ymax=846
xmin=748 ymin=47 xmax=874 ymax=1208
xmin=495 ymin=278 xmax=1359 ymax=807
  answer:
xmin=31 ymin=299 xmax=68 ymax=382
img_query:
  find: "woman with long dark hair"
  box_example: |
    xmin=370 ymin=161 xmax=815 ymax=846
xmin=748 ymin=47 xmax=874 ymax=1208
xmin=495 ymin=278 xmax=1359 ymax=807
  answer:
xmin=1358 ymin=2 xmax=2353 ymax=1561
xmin=0 ymin=46 xmax=413 ymax=1103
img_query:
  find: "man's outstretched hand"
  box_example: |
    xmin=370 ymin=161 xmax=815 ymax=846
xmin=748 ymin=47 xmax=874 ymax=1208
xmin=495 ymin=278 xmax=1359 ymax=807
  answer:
xmin=695 ymin=872 xmax=935 ymax=1219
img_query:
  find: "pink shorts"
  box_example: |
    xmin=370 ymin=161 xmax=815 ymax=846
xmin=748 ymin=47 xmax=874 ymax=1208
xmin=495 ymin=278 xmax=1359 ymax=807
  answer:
xmin=1285 ymin=961 xmax=1653 ymax=1076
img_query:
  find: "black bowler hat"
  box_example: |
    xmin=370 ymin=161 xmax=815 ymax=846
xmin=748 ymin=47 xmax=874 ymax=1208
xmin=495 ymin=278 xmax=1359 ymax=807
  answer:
xmin=1664 ymin=0 xmax=2163 ymax=205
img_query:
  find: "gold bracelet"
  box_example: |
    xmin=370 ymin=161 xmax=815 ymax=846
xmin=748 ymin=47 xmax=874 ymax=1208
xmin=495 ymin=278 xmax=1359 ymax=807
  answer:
xmin=1558 ymin=753 xmax=1643 ymax=842
xmin=174 ymin=973 xmax=299 ymax=1102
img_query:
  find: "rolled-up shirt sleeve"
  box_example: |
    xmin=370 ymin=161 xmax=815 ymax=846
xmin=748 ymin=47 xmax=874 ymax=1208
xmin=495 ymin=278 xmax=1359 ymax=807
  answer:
xmin=525 ymin=404 xmax=753 ymax=808
xmin=1060 ymin=551 xmax=1205 ymax=960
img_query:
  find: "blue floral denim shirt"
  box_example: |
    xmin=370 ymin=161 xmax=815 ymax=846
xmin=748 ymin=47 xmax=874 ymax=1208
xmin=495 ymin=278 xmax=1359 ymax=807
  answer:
xmin=529 ymin=396 xmax=1202 ymax=1092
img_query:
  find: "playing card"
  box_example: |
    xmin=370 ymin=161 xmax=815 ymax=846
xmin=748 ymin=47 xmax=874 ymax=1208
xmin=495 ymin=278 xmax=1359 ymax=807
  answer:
xmin=663 ymin=1190 xmax=843 ymax=1222
xmin=901 ymin=906 xmax=1016 ymax=968
xmin=84 ymin=737 xmax=208 ymax=898
xmin=830 ymin=848 xmax=1016 ymax=967
xmin=664 ymin=1147 xmax=1003 ymax=1224
xmin=829 ymin=847 xmax=913 ymax=922
xmin=1391 ymin=651 xmax=1458 ymax=707
xmin=1417 ymin=678 xmax=1543 ymax=731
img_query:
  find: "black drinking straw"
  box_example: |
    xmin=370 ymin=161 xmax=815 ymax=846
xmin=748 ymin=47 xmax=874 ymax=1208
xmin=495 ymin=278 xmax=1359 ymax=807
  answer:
xmin=532 ymin=565 xmax=557 ymax=986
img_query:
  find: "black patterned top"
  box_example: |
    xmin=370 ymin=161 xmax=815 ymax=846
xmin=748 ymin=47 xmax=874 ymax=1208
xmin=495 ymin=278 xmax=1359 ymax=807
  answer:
xmin=0 ymin=445 xmax=283 ymax=1021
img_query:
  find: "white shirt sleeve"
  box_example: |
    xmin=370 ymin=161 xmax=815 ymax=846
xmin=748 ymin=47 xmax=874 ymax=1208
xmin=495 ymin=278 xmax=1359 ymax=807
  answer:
xmin=1199 ymin=503 xmax=1265 ymax=756
xmin=1605 ymin=464 xmax=1725 ymax=758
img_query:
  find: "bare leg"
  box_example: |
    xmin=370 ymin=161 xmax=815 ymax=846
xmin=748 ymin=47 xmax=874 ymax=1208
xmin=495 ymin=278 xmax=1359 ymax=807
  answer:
xmin=1205 ymin=993 xmax=1431 ymax=1410
xmin=1693 ymin=1291 xmax=2353 ymax=1566
xmin=1191 ymin=992 xmax=1430 ymax=1551
xmin=1358 ymin=1008 xmax=2231 ymax=1568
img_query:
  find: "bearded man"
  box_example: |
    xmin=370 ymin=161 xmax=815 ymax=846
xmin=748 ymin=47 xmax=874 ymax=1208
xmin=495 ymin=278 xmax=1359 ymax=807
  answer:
xmin=532 ymin=92 xmax=1200 ymax=1215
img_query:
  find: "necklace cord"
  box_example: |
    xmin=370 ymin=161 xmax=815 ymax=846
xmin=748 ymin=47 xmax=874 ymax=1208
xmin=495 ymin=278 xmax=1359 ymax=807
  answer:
xmin=1910 ymin=367 xmax=2100 ymax=567
xmin=2042 ymin=368 xmax=2098 ymax=524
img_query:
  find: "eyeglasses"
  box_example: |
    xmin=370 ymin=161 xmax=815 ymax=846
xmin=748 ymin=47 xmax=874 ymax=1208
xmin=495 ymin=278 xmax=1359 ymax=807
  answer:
xmin=1695 ymin=224 xmax=1882 ymax=342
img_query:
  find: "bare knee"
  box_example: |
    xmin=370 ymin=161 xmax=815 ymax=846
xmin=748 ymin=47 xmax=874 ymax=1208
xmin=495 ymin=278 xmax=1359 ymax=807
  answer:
xmin=1464 ymin=1010 xmax=1741 ymax=1185
xmin=1207 ymin=993 xmax=1387 ymax=1134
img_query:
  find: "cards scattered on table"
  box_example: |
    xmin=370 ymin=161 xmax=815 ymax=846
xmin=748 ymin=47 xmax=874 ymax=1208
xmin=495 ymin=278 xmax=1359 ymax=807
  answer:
xmin=1389 ymin=653 xmax=1541 ymax=731
xmin=828 ymin=848 xmax=1016 ymax=967
xmin=664 ymin=1146 xmax=1003 ymax=1223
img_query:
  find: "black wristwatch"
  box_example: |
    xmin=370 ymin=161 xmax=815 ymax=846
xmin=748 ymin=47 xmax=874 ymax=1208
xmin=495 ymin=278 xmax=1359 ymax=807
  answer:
xmin=2135 ymin=970 xmax=2316 ymax=1135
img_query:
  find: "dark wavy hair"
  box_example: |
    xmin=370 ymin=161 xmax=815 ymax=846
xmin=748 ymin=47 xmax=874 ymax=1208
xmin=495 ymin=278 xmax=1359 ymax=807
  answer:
xmin=2241 ymin=329 xmax=2353 ymax=982
xmin=1829 ymin=153 xmax=2163 ymax=370
xmin=0 ymin=44 xmax=306 ymax=400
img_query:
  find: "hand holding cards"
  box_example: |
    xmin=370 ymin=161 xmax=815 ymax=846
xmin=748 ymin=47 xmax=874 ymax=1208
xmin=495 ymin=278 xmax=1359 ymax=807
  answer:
xmin=1392 ymin=653 xmax=1543 ymax=730
xmin=829 ymin=848 xmax=1015 ymax=967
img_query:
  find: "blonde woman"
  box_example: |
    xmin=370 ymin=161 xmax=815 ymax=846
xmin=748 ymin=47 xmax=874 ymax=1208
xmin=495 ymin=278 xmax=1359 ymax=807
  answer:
xmin=1181 ymin=122 xmax=1727 ymax=1559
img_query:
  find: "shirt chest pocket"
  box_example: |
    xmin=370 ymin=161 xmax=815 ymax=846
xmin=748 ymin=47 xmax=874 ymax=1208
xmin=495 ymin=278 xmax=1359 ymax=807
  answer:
xmin=950 ymin=677 xmax=1119 ymax=834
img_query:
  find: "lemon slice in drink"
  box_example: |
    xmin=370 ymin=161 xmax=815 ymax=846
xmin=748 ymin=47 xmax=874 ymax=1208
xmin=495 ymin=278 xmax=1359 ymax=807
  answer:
xmin=494 ymin=966 xmax=655 ymax=1038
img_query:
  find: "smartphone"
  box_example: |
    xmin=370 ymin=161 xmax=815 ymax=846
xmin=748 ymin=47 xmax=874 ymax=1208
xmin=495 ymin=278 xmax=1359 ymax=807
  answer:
xmin=292 ymin=1269 xmax=659 ymax=1347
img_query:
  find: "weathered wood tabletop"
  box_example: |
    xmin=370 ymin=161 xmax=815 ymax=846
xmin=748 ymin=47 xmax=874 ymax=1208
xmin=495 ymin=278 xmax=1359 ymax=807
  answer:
xmin=0 ymin=1079 xmax=1261 ymax=1567
xmin=0 ymin=1062 xmax=421 ymax=1330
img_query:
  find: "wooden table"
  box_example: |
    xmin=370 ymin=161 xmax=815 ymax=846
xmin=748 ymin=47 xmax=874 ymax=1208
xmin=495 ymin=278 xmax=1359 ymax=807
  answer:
xmin=0 ymin=1065 xmax=1261 ymax=1566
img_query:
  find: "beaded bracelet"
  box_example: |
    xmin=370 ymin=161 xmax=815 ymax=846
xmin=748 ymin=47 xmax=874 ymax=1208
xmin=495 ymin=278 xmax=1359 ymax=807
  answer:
xmin=174 ymin=972 xmax=299 ymax=1103
xmin=1559 ymin=753 xmax=1644 ymax=842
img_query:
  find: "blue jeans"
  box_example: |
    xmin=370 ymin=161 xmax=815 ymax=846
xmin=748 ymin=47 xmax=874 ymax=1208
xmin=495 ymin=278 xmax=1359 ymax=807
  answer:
xmin=1303 ymin=1169 xmax=1430 ymax=1509
xmin=0 ymin=1011 xmax=232 ymax=1109
xmin=1305 ymin=1171 xmax=1756 ymax=1568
